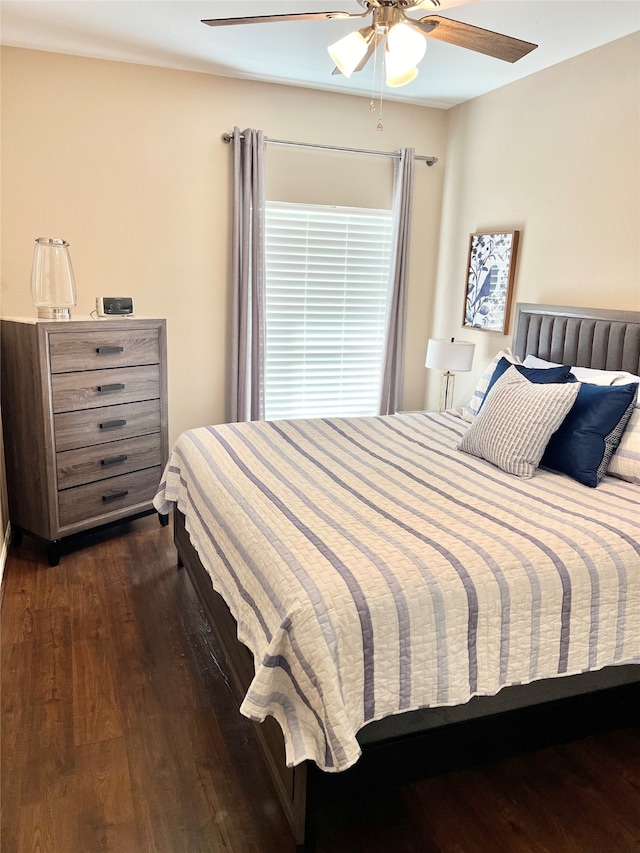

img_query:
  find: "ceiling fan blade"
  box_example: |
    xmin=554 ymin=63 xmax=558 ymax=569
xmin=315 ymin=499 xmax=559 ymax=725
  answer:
xmin=413 ymin=15 xmax=537 ymax=62
xmin=352 ymin=31 xmax=384 ymax=73
xmin=395 ymin=0 xmax=439 ymax=8
xmin=403 ymin=0 xmax=478 ymax=10
xmin=202 ymin=11 xmax=361 ymax=27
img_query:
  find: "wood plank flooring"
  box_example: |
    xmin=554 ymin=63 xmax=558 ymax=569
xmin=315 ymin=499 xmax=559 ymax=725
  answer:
xmin=2 ymin=515 xmax=639 ymax=853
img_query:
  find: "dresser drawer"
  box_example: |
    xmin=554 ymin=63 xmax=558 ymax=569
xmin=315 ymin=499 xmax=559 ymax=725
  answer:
xmin=58 ymin=466 xmax=162 ymax=528
xmin=56 ymin=433 xmax=163 ymax=490
xmin=52 ymin=365 xmax=160 ymax=413
xmin=54 ymin=399 xmax=161 ymax=451
xmin=49 ymin=328 xmax=160 ymax=373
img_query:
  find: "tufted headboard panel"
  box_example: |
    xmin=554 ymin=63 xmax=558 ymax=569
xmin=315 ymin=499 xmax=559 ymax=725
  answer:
xmin=513 ymin=303 xmax=640 ymax=375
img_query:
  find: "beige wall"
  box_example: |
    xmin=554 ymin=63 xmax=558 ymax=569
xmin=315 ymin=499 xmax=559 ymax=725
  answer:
xmin=2 ymin=36 xmax=639 ymax=480
xmin=0 ymin=47 xmax=447 ymax=446
xmin=428 ymin=33 xmax=640 ymax=410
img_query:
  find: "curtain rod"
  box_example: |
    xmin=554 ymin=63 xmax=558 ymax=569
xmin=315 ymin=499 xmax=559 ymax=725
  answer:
xmin=221 ymin=131 xmax=438 ymax=166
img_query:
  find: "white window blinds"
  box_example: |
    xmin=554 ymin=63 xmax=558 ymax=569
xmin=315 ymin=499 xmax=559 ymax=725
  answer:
xmin=264 ymin=201 xmax=393 ymax=420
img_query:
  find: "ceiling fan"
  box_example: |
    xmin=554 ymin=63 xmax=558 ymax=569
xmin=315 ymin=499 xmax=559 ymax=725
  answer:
xmin=202 ymin=1 xmax=538 ymax=88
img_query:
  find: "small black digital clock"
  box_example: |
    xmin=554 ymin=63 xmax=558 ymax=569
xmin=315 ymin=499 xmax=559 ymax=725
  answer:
xmin=96 ymin=296 xmax=134 ymax=316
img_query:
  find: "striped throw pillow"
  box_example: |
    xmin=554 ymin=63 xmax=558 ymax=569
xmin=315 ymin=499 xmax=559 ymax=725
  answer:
xmin=607 ymin=406 xmax=640 ymax=484
xmin=457 ymin=367 xmax=581 ymax=478
xmin=462 ymin=348 xmax=521 ymax=423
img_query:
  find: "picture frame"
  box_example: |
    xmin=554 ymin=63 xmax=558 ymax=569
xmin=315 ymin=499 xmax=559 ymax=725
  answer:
xmin=462 ymin=230 xmax=519 ymax=334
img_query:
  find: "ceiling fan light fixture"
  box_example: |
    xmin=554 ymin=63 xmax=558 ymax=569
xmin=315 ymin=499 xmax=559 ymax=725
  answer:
xmin=385 ymin=50 xmax=419 ymax=88
xmin=387 ymin=22 xmax=426 ymax=67
xmin=202 ymin=2 xmax=538 ymax=95
xmin=328 ymin=30 xmax=370 ymax=77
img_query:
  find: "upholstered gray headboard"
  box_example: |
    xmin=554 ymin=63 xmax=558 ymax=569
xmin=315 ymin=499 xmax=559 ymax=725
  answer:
xmin=513 ymin=303 xmax=640 ymax=375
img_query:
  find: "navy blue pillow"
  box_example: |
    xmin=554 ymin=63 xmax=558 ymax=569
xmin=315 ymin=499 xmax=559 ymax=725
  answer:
xmin=481 ymin=358 xmax=574 ymax=410
xmin=542 ymin=382 xmax=639 ymax=487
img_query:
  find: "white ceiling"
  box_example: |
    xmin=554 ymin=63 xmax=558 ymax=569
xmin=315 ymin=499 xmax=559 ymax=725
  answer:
xmin=1 ymin=1 xmax=639 ymax=109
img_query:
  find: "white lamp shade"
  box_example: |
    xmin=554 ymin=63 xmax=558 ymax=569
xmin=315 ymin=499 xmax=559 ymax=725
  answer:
xmin=385 ymin=26 xmax=424 ymax=88
xmin=328 ymin=30 xmax=369 ymax=77
xmin=387 ymin=23 xmax=427 ymax=67
xmin=385 ymin=55 xmax=418 ymax=88
xmin=425 ymin=339 xmax=475 ymax=372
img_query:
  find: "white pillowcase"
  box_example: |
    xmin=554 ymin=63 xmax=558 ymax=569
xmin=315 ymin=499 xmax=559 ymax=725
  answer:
xmin=462 ymin=348 xmax=521 ymax=423
xmin=523 ymin=354 xmax=640 ymax=387
xmin=458 ymin=367 xmax=581 ymax=478
xmin=522 ymin=355 xmax=562 ymax=369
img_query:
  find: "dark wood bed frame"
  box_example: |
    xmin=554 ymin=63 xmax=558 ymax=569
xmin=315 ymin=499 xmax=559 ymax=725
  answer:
xmin=172 ymin=303 xmax=640 ymax=850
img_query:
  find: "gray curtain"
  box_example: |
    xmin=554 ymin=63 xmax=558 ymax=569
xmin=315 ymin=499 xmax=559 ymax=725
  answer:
xmin=230 ymin=127 xmax=266 ymax=422
xmin=379 ymin=147 xmax=415 ymax=415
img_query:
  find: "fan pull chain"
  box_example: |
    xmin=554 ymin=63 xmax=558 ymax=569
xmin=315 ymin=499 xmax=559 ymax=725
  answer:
xmin=377 ymin=43 xmax=385 ymax=132
xmin=370 ymin=36 xmax=378 ymax=113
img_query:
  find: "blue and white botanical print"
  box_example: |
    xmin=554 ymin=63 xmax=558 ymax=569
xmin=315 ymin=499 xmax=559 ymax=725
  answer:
xmin=465 ymin=232 xmax=514 ymax=331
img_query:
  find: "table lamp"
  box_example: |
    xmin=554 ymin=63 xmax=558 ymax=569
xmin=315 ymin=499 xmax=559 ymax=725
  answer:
xmin=425 ymin=338 xmax=475 ymax=411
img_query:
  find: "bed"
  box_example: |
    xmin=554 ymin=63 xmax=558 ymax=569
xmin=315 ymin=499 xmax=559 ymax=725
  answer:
xmin=154 ymin=303 xmax=640 ymax=850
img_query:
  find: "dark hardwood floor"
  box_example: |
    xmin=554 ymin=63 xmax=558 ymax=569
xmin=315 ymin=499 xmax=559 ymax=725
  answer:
xmin=2 ymin=515 xmax=639 ymax=852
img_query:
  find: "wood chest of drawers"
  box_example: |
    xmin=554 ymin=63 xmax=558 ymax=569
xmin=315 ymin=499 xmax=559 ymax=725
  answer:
xmin=1 ymin=317 xmax=168 ymax=564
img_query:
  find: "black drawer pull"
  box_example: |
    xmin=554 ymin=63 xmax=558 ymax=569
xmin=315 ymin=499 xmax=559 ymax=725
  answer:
xmin=96 ymin=346 xmax=124 ymax=355
xmin=97 ymin=383 xmax=125 ymax=394
xmin=99 ymin=419 xmax=127 ymax=430
xmin=102 ymin=490 xmax=129 ymax=503
xmin=100 ymin=454 xmax=128 ymax=467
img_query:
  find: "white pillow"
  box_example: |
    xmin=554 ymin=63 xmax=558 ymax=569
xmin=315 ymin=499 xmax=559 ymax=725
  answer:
xmin=522 ymin=354 xmax=562 ymax=369
xmin=607 ymin=407 xmax=640 ymax=484
xmin=612 ymin=371 xmax=640 ymax=387
xmin=458 ymin=367 xmax=581 ymax=478
xmin=462 ymin=348 xmax=521 ymax=423
xmin=572 ymin=367 xmax=638 ymax=385
xmin=523 ymin=354 xmax=639 ymax=387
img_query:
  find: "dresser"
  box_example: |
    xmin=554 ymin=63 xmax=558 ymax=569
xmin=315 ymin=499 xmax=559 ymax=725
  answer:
xmin=1 ymin=317 xmax=168 ymax=565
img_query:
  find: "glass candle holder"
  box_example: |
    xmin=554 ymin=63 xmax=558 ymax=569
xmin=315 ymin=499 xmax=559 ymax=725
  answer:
xmin=31 ymin=237 xmax=77 ymax=320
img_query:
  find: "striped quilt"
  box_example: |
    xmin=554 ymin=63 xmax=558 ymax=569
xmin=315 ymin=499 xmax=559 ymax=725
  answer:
xmin=153 ymin=412 xmax=640 ymax=772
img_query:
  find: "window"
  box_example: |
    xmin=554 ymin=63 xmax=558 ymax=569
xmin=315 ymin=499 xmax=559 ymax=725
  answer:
xmin=264 ymin=201 xmax=393 ymax=420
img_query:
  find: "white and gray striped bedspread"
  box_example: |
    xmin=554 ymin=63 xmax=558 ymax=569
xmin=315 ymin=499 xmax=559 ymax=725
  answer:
xmin=153 ymin=412 xmax=640 ymax=772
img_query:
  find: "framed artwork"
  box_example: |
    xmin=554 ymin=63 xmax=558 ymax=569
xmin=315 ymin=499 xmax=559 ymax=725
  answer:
xmin=462 ymin=230 xmax=519 ymax=334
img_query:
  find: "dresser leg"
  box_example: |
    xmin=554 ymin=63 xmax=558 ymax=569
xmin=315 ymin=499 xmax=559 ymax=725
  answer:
xmin=158 ymin=512 xmax=169 ymax=528
xmin=46 ymin=540 xmax=61 ymax=567
xmin=10 ymin=526 xmax=23 ymax=547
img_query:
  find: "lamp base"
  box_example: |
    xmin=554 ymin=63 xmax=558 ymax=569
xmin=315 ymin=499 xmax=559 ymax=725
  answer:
xmin=439 ymin=371 xmax=455 ymax=412
xmin=37 ymin=307 xmax=72 ymax=320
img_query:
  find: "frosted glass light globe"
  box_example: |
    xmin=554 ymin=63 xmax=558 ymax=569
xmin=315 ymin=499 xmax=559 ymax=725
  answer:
xmin=328 ymin=31 xmax=369 ymax=78
xmin=387 ymin=23 xmax=426 ymax=67
xmin=385 ymin=50 xmax=419 ymax=88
